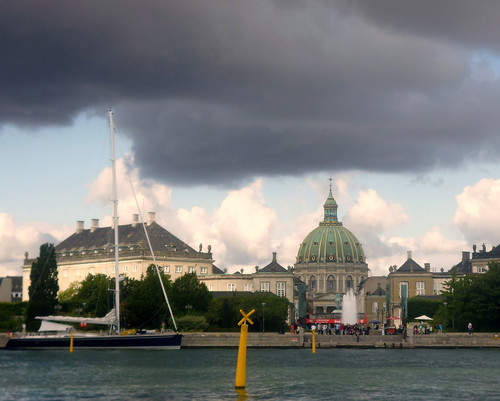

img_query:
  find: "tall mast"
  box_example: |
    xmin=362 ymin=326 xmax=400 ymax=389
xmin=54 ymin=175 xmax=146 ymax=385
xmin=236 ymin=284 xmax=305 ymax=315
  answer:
xmin=109 ymin=109 xmax=120 ymax=333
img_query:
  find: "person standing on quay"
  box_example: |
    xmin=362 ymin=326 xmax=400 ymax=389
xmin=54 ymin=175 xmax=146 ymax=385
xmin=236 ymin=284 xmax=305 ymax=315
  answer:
xmin=468 ymin=322 xmax=473 ymax=335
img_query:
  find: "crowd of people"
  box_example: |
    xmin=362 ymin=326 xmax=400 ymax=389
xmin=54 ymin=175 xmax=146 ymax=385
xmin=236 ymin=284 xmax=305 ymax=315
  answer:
xmin=291 ymin=322 xmax=371 ymax=336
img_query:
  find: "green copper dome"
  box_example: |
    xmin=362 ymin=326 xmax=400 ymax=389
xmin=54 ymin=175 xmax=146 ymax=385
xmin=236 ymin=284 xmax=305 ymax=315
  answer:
xmin=296 ymin=190 xmax=365 ymax=264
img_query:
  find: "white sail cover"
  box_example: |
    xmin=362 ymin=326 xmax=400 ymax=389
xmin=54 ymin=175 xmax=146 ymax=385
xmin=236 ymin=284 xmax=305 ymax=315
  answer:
xmin=38 ymin=320 xmax=74 ymax=332
xmin=36 ymin=308 xmax=117 ymax=326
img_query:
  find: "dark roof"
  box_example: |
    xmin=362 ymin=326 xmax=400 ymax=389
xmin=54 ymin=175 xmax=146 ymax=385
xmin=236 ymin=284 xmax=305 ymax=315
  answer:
xmin=212 ymin=264 xmax=225 ymax=274
xmin=370 ymin=285 xmax=386 ymax=296
xmin=56 ymin=222 xmax=197 ymax=255
xmin=10 ymin=276 xmax=22 ymax=292
xmin=259 ymin=258 xmax=288 ymax=273
xmin=449 ymin=259 xmax=473 ymax=274
xmin=396 ymin=258 xmax=426 ymax=273
xmin=472 ymin=244 xmax=500 ymax=259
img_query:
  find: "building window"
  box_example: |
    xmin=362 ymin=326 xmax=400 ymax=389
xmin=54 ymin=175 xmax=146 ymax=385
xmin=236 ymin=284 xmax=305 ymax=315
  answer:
xmin=175 ymin=266 xmax=183 ymax=273
xmin=102 ymin=267 xmax=106 ymax=274
xmin=201 ymin=267 xmax=208 ymax=274
xmin=163 ymin=265 xmax=170 ymax=273
xmin=327 ymin=275 xmax=336 ymax=291
xmin=122 ymin=265 xmax=128 ymax=272
xmin=433 ymin=283 xmax=441 ymax=295
xmin=399 ymin=281 xmax=409 ymax=298
xmin=277 ymin=282 xmax=285 ymax=297
xmin=346 ymin=275 xmax=353 ymax=291
xmin=227 ymin=283 xmax=236 ymax=291
xmin=244 ymin=283 xmax=252 ymax=292
xmin=309 ymin=275 xmax=316 ymax=290
xmin=89 ymin=267 xmax=95 ymax=275
xmin=208 ymin=284 xmax=214 ymax=291
xmin=188 ymin=266 xmax=195 ymax=273
xmin=372 ymin=301 xmax=378 ymax=314
xmin=416 ymin=281 xmax=425 ymax=296
xmin=261 ymin=282 xmax=270 ymax=292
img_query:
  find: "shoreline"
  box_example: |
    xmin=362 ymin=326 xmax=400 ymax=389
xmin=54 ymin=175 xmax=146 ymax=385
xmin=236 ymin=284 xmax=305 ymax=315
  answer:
xmin=3 ymin=331 xmax=499 ymax=349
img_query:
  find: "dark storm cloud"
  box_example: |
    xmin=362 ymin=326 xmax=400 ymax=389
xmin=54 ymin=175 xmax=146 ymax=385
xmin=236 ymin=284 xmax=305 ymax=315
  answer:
xmin=2 ymin=0 xmax=500 ymax=185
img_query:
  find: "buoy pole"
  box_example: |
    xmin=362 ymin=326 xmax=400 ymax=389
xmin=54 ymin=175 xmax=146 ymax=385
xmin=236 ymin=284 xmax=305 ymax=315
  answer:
xmin=70 ymin=331 xmax=74 ymax=353
xmin=235 ymin=309 xmax=255 ymax=392
xmin=312 ymin=329 xmax=316 ymax=354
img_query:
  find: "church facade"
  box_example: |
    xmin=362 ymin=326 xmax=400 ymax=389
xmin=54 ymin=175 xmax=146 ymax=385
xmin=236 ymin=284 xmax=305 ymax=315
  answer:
xmin=293 ymin=189 xmax=369 ymax=315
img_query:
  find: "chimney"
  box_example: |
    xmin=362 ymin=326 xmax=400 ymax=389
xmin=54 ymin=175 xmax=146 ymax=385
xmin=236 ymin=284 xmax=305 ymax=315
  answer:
xmin=132 ymin=214 xmax=139 ymax=227
xmin=91 ymin=219 xmax=99 ymax=233
xmin=407 ymin=250 xmax=412 ymax=260
xmin=147 ymin=212 xmax=156 ymax=226
xmin=424 ymin=263 xmax=430 ymax=272
xmin=76 ymin=221 xmax=84 ymax=234
xmin=462 ymin=251 xmax=470 ymax=262
xmin=272 ymin=252 xmax=277 ymax=262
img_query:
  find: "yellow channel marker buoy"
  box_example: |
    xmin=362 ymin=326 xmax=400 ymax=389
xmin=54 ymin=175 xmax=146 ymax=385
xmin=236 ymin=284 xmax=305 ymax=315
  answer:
xmin=235 ymin=309 xmax=255 ymax=392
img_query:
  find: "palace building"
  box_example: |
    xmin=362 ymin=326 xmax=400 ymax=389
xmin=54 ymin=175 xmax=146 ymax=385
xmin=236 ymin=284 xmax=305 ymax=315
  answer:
xmin=22 ymin=212 xmax=220 ymax=300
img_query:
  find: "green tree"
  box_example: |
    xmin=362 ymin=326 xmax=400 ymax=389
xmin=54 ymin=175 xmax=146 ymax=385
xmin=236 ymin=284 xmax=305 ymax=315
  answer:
xmin=121 ymin=265 xmax=173 ymax=330
xmin=440 ymin=262 xmax=500 ymax=332
xmin=407 ymin=297 xmax=443 ymax=321
xmin=59 ymin=274 xmax=113 ymax=317
xmin=26 ymin=243 xmax=59 ymax=330
xmin=171 ymin=273 xmax=212 ymax=317
xmin=206 ymin=292 xmax=289 ymax=332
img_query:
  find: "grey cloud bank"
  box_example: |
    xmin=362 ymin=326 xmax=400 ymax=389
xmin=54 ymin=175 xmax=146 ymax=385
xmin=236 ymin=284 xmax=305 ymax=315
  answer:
xmin=2 ymin=0 xmax=500 ymax=186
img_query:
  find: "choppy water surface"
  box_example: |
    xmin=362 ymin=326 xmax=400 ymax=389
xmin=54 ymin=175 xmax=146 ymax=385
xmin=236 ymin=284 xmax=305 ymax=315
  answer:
xmin=1 ymin=348 xmax=499 ymax=400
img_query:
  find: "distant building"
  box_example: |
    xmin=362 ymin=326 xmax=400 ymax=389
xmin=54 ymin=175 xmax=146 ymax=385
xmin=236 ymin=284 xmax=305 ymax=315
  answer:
xmin=361 ymin=277 xmax=388 ymax=324
xmin=470 ymin=243 xmax=500 ymax=273
xmin=199 ymin=252 xmax=305 ymax=323
xmin=0 ymin=276 xmax=23 ymax=302
xmin=22 ymin=212 xmax=218 ymax=300
xmin=387 ymin=251 xmax=433 ymax=324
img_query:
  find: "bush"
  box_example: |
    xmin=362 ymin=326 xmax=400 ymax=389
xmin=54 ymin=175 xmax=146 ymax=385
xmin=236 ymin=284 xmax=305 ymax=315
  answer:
xmin=0 ymin=302 xmax=27 ymax=332
xmin=176 ymin=315 xmax=209 ymax=332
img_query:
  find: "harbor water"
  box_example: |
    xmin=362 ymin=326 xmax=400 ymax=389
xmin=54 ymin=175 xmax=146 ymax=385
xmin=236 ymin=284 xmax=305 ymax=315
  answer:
xmin=1 ymin=348 xmax=499 ymax=400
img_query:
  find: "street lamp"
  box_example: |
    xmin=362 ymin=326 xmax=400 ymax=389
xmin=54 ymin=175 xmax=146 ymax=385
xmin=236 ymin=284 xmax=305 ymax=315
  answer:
xmin=262 ymin=303 xmax=266 ymax=333
xmin=443 ymin=302 xmax=447 ymax=334
xmin=382 ymin=306 xmax=386 ymax=335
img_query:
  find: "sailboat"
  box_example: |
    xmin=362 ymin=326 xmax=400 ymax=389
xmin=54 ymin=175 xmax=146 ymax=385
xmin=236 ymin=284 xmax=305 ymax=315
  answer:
xmin=5 ymin=111 xmax=182 ymax=350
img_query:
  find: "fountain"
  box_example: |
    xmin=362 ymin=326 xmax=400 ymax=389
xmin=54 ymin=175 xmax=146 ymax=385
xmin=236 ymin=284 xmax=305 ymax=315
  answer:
xmin=342 ymin=289 xmax=357 ymax=324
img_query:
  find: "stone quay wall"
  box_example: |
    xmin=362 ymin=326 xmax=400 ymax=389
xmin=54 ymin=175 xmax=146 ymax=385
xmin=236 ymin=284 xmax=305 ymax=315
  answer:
xmin=180 ymin=331 xmax=500 ymax=349
xmin=1 ymin=332 xmax=499 ymax=349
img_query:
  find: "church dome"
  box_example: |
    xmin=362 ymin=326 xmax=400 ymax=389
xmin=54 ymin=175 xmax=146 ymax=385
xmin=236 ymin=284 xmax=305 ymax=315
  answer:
xmin=296 ymin=190 xmax=365 ymax=264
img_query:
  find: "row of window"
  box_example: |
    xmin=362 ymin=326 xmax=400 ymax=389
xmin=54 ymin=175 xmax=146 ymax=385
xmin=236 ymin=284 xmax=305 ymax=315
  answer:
xmin=306 ymin=274 xmax=363 ymax=292
xmin=65 ymin=265 xmax=210 ymax=277
xmin=161 ymin=266 xmax=208 ymax=274
xmin=399 ymin=281 xmax=426 ymax=297
xmin=207 ymin=281 xmax=286 ymax=297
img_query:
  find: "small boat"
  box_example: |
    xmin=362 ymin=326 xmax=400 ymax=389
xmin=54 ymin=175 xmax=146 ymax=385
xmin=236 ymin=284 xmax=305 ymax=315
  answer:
xmin=6 ymin=111 xmax=182 ymax=350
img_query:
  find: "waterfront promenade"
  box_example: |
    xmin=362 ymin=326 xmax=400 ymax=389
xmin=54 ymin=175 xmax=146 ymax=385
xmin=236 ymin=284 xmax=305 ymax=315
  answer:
xmin=180 ymin=331 xmax=500 ymax=348
xmin=3 ymin=331 xmax=499 ymax=349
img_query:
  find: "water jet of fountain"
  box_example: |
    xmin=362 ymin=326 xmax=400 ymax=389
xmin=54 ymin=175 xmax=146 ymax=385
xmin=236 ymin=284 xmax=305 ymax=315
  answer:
xmin=342 ymin=289 xmax=357 ymax=324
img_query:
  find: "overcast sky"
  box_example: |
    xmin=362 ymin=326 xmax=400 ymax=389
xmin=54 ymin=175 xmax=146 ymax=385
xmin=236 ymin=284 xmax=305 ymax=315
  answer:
xmin=1 ymin=1 xmax=500 ymax=278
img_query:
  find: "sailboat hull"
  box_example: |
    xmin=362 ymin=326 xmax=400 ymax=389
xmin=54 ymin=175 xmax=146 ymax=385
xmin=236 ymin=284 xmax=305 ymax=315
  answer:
xmin=5 ymin=333 xmax=182 ymax=350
